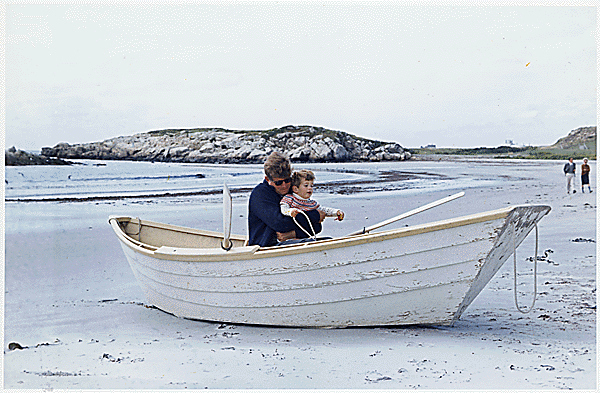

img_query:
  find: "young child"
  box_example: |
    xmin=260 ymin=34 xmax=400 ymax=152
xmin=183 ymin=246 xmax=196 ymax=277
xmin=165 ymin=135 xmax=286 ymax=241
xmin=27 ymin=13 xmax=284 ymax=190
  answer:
xmin=280 ymin=169 xmax=344 ymax=222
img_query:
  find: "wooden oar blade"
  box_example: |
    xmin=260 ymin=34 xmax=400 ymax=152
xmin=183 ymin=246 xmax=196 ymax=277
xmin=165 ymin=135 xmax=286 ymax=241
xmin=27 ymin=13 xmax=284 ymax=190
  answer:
xmin=222 ymin=183 xmax=233 ymax=250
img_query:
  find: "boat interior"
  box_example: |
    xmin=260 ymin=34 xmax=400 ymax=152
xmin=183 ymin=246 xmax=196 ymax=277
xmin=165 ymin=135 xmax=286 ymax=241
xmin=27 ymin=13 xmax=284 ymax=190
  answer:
xmin=113 ymin=217 xmax=248 ymax=251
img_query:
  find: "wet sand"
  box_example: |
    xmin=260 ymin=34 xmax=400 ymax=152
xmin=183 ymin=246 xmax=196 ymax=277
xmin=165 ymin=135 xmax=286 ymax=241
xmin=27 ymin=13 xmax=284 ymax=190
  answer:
xmin=4 ymin=158 xmax=596 ymax=389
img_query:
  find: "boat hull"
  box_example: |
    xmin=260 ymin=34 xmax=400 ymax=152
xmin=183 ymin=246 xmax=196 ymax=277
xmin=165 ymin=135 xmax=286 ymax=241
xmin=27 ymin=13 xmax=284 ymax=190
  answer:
xmin=110 ymin=205 xmax=550 ymax=327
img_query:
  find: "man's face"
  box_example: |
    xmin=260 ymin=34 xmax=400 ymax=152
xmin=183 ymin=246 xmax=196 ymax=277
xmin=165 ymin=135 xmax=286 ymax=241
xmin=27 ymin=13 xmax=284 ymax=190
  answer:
xmin=266 ymin=176 xmax=291 ymax=196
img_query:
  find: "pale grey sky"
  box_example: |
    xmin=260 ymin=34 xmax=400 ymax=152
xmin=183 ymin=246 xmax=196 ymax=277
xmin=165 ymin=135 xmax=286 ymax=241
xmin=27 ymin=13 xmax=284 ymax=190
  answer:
xmin=5 ymin=2 xmax=597 ymax=151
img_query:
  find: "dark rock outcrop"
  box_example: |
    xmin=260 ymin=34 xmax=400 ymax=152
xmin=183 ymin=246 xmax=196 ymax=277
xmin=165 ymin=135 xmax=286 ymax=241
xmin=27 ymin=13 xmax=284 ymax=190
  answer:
xmin=41 ymin=125 xmax=411 ymax=163
xmin=5 ymin=147 xmax=73 ymax=166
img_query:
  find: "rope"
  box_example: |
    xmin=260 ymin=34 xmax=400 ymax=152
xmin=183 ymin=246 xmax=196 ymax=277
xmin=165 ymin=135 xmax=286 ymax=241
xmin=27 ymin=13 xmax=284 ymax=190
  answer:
xmin=221 ymin=239 xmax=233 ymax=251
xmin=512 ymin=221 xmax=539 ymax=314
xmin=127 ymin=217 xmax=142 ymax=241
xmin=292 ymin=210 xmax=317 ymax=241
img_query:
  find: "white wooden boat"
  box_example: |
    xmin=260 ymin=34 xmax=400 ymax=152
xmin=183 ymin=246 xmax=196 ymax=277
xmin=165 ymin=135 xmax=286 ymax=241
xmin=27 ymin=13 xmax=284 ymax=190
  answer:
xmin=109 ymin=200 xmax=550 ymax=327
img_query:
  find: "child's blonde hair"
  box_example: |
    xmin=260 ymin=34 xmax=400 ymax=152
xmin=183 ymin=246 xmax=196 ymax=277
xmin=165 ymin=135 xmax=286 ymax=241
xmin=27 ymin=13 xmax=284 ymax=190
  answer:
xmin=291 ymin=169 xmax=315 ymax=188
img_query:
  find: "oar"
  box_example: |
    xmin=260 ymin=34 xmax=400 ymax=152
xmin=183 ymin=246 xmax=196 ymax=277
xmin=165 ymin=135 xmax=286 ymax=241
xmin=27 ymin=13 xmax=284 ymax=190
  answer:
xmin=221 ymin=183 xmax=233 ymax=250
xmin=346 ymin=191 xmax=465 ymax=236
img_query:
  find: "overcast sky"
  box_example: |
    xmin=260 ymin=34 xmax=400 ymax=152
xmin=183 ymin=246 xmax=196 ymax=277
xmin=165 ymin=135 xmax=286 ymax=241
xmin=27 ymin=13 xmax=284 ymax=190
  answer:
xmin=5 ymin=3 xmax=597 ymax=151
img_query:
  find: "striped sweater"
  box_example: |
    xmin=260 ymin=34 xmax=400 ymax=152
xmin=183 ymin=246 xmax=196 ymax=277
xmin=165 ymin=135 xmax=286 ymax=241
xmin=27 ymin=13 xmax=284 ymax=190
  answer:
xmin=280 ymin=193 xmax=339 ymax=217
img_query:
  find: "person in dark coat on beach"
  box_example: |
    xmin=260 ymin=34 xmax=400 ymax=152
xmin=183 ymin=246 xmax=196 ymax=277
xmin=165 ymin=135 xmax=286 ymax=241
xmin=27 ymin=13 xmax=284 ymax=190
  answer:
xmin=247 ymin=152 xmax=325 ymax=247
xmin=581 ymin=158 xmax=592 ymax=193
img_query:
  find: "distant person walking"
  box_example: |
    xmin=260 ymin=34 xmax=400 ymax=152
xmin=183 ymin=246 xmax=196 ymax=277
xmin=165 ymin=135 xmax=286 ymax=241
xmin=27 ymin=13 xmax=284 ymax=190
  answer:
xmin=581 ymin=158 xmax=592 ymax=193
xmin=563 ymin=157 xmax=576 ymax=194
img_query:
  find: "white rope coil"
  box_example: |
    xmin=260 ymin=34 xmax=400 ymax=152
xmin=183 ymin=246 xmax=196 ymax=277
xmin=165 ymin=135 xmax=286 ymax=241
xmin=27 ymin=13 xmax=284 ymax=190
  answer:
xmin=128 ymin=217 xmax=142 ymax=241
xmin=292 ymin=210 xmax=318 ymax=241
xmin=512 ymin=221 xmax=539 ymax=314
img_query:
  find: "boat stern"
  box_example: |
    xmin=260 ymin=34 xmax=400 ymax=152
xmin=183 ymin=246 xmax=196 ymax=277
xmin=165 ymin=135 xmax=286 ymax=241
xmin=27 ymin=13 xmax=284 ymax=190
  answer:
xmin=451 ymin=204 xmax=551 ymax=324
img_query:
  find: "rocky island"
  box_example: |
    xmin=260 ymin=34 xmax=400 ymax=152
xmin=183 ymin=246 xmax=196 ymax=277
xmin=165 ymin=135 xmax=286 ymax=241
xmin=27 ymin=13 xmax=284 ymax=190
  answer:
xmin=5 ymin=146 xmax=73 ymax=166
xmin=41 ymin=125 xmax=411 ymax=164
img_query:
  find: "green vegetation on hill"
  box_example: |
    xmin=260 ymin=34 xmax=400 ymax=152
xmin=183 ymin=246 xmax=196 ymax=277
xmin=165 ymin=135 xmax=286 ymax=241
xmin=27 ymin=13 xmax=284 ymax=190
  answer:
xmin=146 ymin=125 xmax=390 ymax=148
xmin=411 ymin=126 xmax=596 ymax=160
xmin=410 ymin=145 xmax=595 ymax=160
xmin=147 ymin=128 xmax=237 ymax=137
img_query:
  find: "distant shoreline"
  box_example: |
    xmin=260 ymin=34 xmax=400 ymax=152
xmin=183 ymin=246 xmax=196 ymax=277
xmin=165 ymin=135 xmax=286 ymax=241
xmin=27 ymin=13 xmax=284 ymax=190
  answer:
xmin=409 ymin=147 xmax=596 ymax=161
xmin=8 ymin=125 xmax=597 ymax=165
xmin=410 ymin=126 xmax=596 ymax=160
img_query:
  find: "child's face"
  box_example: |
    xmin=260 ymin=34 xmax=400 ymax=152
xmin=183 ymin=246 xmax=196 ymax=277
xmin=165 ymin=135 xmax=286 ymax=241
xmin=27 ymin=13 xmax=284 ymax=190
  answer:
xmin=293 ymin=179 xmax=314 ymax=199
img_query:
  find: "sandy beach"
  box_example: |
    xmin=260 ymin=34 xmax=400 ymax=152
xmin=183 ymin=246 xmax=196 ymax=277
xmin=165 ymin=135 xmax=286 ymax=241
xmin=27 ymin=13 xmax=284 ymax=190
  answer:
xmin=4 ymin=157 xmax=596 ymax=390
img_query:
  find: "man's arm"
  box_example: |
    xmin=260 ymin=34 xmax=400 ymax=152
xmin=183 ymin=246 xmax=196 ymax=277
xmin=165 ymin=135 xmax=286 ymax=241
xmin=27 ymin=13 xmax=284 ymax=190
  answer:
xmin=250 ymin=186 xmax=297 ymax=233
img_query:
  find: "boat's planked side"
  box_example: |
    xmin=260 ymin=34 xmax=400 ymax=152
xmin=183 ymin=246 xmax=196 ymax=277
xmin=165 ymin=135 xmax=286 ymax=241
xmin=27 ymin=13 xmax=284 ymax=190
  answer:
xmin=132 ymin=256 xmax=485 ymax=308
xmin=133 ymin=239 xmax=495 ymax=293
xmin=110 ymin=205 xmax=551 ymax=327
xmin=117 ymin=217 xmax=506 ymax=327
xmin=125 ymin=218 xmax=504 ymax=278
xmin=110 ymin=207 xmax=513 ymax=262
xmin=137 ymin=280 xmax=471 ymax=327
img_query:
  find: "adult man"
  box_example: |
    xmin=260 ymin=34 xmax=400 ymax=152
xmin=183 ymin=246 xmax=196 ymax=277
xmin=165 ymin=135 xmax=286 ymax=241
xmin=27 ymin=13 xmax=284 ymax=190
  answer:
xmin=563 ymin=157 xmax=576 ymax=194
xmin=248 ymin=152 xmax=325 ymax=247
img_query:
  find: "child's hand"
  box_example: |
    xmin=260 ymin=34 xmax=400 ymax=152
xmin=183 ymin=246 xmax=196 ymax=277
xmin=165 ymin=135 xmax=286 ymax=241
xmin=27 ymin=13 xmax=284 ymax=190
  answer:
xmin=290 ymin=209 xmax=300 ymax=218
xmin=336 ymin=210 xmax=345 ymax=221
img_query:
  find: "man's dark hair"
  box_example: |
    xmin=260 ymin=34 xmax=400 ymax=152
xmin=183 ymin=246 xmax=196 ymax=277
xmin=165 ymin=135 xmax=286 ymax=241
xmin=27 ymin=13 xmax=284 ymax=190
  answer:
xmin=264 ymin=151 xmax=291 ymax=180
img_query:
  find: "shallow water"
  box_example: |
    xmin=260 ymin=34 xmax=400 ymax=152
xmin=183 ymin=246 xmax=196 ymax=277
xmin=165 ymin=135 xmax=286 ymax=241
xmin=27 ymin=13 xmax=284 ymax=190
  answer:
xmin=5 ymin=159 xmax=514 ymax=202
xmin=5 ymin=157 xmax=572 ymax=237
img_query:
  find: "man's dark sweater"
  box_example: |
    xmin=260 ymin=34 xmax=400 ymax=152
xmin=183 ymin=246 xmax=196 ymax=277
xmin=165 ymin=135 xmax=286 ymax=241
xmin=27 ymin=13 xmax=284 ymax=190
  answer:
xmin=564 ymin=162 xmax=576 ymax=174
xmin=248 ymin=179 xmax=322 ymax=247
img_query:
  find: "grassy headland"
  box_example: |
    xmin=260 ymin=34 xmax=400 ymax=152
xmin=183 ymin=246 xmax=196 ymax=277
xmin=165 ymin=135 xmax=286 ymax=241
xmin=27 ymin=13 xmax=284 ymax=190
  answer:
xmin=409 ymin=145 xmax=596 ymax=160
xmin=410 ymin=126 xmax=596 ymax=160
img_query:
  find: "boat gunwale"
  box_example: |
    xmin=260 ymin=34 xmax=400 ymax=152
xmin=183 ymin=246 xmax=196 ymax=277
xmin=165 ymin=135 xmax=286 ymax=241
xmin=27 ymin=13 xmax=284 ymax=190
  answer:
xmin=108 ymin=216 xmax=248 ymax=241
xmin=109 ymin=206 xmax=519 ymax=262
